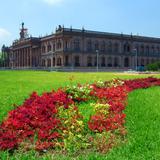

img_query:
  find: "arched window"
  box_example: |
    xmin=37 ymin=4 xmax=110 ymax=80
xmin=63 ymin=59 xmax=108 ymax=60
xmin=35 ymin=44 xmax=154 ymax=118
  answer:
xmin=101 ymin=56 xmax=105 ymax=67
xmin=108 ymin=42 xmax=112 ymax=53
xmin=57 ymin=57 xmax=62 ymax=66
xmin=42 ymin=46 xmax=46 ymax=53
xmin=124 ymin=57 xmax=129 ymax=67
xmin=75 ymin=56 xmax=80 ymax=66
xmin=108 ymin=57 xmax=112 ymax=67
xmin=47 ymin=45 xmax=51 ymax=52
xmin=87 ymin=56 xmax=92 ymax=66
xmin=114 ymin=57 xmax=119 ymax=67
xmin=87 ymin=40 xmax=92 ymax=51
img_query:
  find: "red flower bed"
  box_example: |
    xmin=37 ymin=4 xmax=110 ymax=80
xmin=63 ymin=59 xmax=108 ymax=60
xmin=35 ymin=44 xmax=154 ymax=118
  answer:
xmin=0 ymin=77 xmax=160 ymax=152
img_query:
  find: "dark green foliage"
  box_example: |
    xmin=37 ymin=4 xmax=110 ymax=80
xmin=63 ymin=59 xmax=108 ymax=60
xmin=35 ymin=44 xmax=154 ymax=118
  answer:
xmin=147 ymin=61 xmax=160 ymax=71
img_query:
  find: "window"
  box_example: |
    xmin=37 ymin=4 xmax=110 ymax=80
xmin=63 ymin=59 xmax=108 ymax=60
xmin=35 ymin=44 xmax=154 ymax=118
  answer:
xmin=124 ymin=57 xmax=129 ymax=67
xmin=65 ymin=41 xmax=68 ymax=50
xmin=151 ymin=46 xmax=155 ymax=54
xmin=124 ymin=43 xmax=130 ymax=53
xmin=101 ymin=57 xmax=105 ymax=67
xmin=65 ymin=56 xmax=69 ymax=66
xmin=47 ymin=59 xmax=51 ymax=67
xmin=114 ymin=43 xmax=119 ymax=53
xmin=47 ymin=45 xmax=51 ymax=52
xmin=141 ymin=59 xmax=144 ymax=66
xmin=87 ymin=56 xmax=92 ymax=66
xmin=100 ymin=41 xmax=105 ymax=52
xmin=57 ymin=57 xmax=62 ymax=66
xmin=157 ymin=47 xmax=159 ymax=54
xmin=53 ymin=43 xmax=55 ymax=51
xmin=108 ymin=42 xmax=112 ymax=53
xmin=141 ymin=45 xmax=144 ymax=54
xmin=42 ymin=59 xmax=45 ymax=67
xmin=146 ymin=46 xmax=149 ymax=55
xmin=108 ymin=57 xmax=112 ymax=67
xmin=114 ymin=57 xmax=119 ymax=67
xmin=75 ymin=56 xmax=80 ymax=66
xmin=57 ymin=40 xmax=62 ymax=49
xmin=74 ymin=39 xmax=80 ymax=51
xmin=42 ymin=46 xmax=46 ymax=53
xmin=94 ymin=56 xmax=97 ymax=66
xmin=87 ymin=40 xmax=92 ymax=51
xmin=95 ymin=41 xmax=99 ymax=50
xmin=53 ymin=57 xmax=55 ymax=66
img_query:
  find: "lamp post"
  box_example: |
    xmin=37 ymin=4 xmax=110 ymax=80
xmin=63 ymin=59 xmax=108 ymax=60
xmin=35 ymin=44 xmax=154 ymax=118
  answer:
xmin=133 ymin=48 xmax=138 ymax=71
xmin=96 ymin=50 xmax=99 ymax=72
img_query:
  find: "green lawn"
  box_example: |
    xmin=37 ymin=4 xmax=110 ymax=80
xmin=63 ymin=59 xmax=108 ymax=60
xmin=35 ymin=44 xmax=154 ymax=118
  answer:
xmin=0 ymin=71 xmax=160 ymax=159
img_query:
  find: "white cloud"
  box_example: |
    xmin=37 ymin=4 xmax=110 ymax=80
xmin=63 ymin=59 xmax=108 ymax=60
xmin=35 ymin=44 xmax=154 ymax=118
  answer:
xmin=0 ymin=28 xmax=11 ymax=39
xmin=0 ymin=28 xmax=11 ymax=49
xmin=42 ymin=0 xmax=64 ymax=5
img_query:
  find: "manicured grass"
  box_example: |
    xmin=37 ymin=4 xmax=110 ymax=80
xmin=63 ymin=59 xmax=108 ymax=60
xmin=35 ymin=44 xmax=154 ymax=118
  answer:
xmin=0 ymin=70 xmax=159 ymax=122
xmin=0 ymin=71 xmax=160 ymax=159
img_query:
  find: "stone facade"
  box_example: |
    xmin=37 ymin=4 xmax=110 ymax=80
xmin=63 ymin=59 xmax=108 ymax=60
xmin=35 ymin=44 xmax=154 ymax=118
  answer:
xmin=8 ymin=24 xmax=160 ymax=69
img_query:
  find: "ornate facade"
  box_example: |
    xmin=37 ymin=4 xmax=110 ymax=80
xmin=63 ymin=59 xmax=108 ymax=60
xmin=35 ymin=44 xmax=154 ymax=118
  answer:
xmin=9 ymin=24 xmax=160 ymax=70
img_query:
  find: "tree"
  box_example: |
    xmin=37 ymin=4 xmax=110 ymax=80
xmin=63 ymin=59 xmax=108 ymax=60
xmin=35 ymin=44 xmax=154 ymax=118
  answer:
xmin=0 ymin=45 xmax=10 ymax=67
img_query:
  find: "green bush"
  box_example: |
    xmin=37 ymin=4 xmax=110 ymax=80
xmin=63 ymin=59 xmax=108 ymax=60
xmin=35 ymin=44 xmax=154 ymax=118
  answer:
xmin=147 ymin=61 xmax=160 ymax=71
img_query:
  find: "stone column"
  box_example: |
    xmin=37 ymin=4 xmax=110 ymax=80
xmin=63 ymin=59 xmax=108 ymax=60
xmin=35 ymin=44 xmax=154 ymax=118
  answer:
xmin=18 ymin=51 xmax=20 ymax=68
xmin=51 ymin=57 xmax=53 ymax=67
xmin=55 ymin=55 xmax=57 ymax=67
xmin=30 ymin=48 xmax=32 ymax=67
xmin=23 ymin=49 xmax=25 ymax=67
xmin=121 ymin=56 xmax=124 ymax=68
xmin=26 ymin=48 xmax=28 ymax=67
xmin=24 ymin=48 xmax=26 ymax=67
xmin=16 ymin=51 xmax=18 ymax=68
xmin=45 ymin=59 xmax=47 ymax=67
xmin=22 ymin=49 xmax=24 ymax=67
xmin=23 ymin=48 xmax=26 ymax=67
xmin=111 ymin=56 xmax=114 ymax=67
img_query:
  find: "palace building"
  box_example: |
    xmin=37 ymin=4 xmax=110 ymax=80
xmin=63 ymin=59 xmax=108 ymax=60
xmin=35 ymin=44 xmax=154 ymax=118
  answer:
xmin=8 ymin=23 xmax=160 ymax=70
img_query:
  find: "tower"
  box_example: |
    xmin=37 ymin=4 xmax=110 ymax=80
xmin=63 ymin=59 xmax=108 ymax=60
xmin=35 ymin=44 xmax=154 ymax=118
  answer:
xmin=20 ymin=22 xmax=28 ymax=40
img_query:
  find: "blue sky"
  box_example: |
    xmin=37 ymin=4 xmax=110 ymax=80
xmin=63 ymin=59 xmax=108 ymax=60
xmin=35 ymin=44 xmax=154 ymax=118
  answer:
xmin=1 ymin=0 xmax=160 ymax=49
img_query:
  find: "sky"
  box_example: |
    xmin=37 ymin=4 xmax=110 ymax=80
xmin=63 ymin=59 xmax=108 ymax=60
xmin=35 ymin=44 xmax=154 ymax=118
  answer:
xmin=1 ymin=0 xmax=160 ymax=49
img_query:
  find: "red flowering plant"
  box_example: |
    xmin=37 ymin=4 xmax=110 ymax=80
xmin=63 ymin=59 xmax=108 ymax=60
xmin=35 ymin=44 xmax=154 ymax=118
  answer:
xmin=0 ymin=89 xmax=74 ymax=151
xmin=0 ymin=77 xmax=160 ymax=153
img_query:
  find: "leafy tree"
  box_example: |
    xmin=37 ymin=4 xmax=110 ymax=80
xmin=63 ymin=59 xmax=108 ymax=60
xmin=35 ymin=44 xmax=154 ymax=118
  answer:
xmin=0 ymin=45 xmax=9 ymax=67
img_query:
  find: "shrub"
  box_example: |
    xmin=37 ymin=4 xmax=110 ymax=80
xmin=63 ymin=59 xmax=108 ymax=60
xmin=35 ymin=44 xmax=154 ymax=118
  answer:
xmin=147 ymin=61 xmax=160 ymax=71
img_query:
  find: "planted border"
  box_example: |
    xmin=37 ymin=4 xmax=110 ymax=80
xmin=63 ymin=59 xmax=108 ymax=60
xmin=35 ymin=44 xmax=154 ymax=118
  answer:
xmin=0 ymin=77 xmax=160 ymax=153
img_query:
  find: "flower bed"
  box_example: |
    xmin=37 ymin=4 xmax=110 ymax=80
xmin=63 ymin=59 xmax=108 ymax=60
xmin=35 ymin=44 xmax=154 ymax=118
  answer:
xmin=0 ymin=77 xmax=160 ymax=153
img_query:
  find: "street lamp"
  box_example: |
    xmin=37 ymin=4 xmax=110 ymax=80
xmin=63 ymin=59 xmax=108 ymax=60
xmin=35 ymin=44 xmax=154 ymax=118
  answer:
xmin=96 ymin=50 xmax=99 ymax=72
xmin=133 ymin=48 xmax=138 ymax=71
